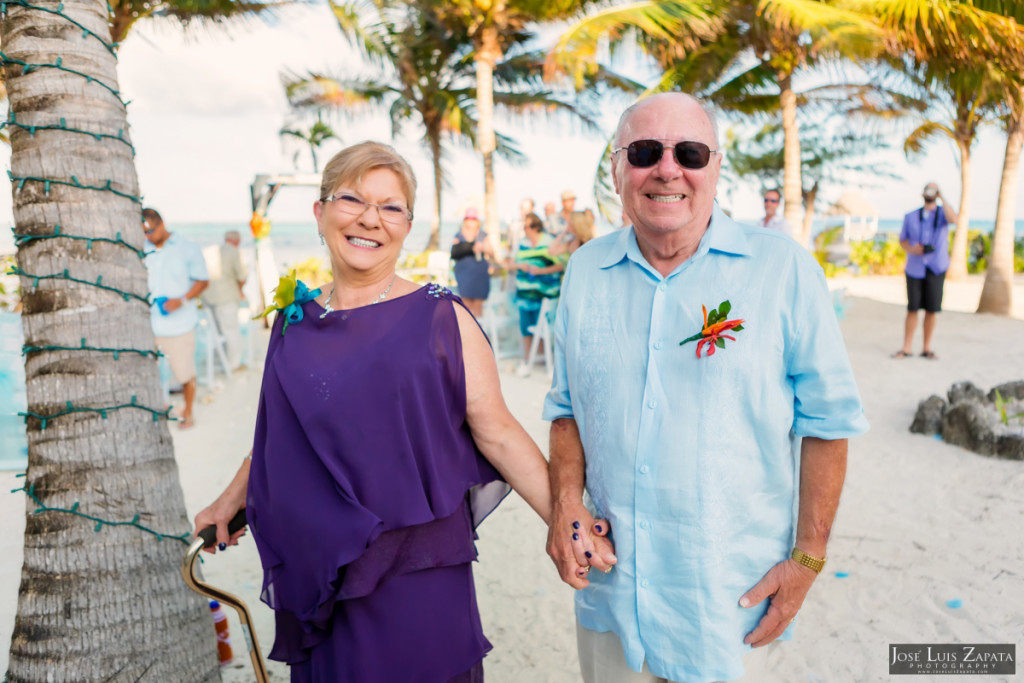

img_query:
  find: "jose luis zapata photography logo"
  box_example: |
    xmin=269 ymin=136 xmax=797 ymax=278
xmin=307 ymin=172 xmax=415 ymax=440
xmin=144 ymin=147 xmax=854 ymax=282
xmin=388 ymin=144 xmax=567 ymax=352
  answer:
xmin=890 ymin=644 xmax=1016 ymax=675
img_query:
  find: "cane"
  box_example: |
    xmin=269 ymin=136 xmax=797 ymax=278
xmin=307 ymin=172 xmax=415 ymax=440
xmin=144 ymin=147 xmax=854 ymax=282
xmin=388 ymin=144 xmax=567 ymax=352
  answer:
xmin=182 ymin=509 xmax=269 ymax=683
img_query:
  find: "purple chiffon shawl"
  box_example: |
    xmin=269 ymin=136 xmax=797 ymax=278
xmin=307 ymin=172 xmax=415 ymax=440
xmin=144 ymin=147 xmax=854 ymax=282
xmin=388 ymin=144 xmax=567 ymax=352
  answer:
xmin=246 ymin=285 xmax=510 ymax=665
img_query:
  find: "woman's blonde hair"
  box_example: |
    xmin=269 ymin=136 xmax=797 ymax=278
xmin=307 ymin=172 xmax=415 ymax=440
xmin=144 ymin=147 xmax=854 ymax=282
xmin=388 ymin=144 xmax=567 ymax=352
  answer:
xmin=320 ymin=141 xmax=417 ymax=212
xmin=568 ymin=210 xmax=594 ymax=244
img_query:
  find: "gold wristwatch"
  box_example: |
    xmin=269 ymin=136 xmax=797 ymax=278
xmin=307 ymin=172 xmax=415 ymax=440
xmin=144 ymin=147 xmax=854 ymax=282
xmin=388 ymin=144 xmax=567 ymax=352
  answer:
xmin=790 ymin=547 xmax=826 ymax=573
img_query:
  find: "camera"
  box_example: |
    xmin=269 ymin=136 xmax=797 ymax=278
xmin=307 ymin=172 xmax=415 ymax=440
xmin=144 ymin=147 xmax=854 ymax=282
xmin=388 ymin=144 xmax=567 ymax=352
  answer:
xmin=922 ymin=245 xmax=935 ymax=254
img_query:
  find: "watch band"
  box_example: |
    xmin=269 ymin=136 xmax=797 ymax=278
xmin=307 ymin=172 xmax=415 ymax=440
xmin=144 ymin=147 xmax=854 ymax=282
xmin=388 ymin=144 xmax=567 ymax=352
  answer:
xmin=790 ymin=547 xmax=826 ymax=573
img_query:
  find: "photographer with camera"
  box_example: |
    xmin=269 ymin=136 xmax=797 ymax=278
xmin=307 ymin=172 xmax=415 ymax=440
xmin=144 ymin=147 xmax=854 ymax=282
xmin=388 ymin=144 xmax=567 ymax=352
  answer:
xmin=893 ymin=182 xmax=957 ymax=360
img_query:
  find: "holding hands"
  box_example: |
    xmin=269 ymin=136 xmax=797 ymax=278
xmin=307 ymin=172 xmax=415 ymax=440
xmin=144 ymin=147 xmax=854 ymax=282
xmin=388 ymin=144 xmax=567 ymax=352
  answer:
xmin=546 ymin=500 xmax=617 ymax=589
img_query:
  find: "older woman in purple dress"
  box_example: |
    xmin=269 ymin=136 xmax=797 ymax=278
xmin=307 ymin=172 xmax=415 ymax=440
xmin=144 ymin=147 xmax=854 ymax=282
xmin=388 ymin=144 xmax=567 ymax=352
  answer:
xmin=194 ymin=141 xmax=563 ymax=682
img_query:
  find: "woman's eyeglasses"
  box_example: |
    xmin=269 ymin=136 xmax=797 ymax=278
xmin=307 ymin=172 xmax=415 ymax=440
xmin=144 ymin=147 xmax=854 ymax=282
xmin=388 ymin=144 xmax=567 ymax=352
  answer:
xmin=613 ymin=139 xmax=717 ymax=170
xmin=321 ymin=192 xmax=413 ymax=225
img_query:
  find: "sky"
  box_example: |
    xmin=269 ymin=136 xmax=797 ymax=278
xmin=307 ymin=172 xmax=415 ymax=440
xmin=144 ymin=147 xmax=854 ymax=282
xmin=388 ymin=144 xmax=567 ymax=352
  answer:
xmin=2 ymin=3 xmax=1022 ymax=230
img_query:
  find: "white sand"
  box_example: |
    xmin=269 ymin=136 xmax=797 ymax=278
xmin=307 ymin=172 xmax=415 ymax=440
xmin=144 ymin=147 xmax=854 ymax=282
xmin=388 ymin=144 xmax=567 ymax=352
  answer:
xmin=2 ymin=274 xmax=1023 ymax=682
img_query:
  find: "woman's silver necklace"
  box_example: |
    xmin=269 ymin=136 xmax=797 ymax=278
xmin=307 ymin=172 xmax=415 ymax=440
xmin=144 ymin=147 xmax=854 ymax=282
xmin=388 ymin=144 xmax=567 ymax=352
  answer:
xmin=320 ymin=274 xmax=397 ymax=319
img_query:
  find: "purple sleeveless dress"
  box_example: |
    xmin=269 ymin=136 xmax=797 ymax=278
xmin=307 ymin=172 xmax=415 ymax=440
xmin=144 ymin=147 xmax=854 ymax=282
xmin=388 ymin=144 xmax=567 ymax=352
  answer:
xmin=247 ymin=284 xmax=510 ymax=682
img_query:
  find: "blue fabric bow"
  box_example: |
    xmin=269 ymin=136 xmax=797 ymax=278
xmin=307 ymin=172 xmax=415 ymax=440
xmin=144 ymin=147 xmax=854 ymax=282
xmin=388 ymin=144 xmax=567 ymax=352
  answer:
xmin=282 ymin=281 xmax=321 ymax=334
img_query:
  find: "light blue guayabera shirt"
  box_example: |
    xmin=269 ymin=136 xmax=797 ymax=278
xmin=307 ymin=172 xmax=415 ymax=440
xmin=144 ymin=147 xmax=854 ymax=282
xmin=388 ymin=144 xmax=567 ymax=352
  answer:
xmin=543 ymin=206 xmax=868 ymax=683
xmin=145 ymin=233 xmax=209 ymax=338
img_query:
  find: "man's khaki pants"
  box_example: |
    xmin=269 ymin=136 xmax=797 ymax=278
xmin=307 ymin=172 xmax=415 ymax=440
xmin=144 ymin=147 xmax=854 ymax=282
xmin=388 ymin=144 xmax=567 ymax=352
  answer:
xmin=577 ymin=622 xmax=779 ymax=683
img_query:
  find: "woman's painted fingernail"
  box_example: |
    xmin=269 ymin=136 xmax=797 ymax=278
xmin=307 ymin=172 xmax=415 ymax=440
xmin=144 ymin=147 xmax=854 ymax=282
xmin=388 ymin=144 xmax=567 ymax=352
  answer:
xmin=218 ymin=542 xmax=226 ymax=551
xmin=572 ymin=521 xmax=580 ymax=529
xmin=595 ymin=524 xmax=603 ymax=533
xmin=585 ymin=551 xmax=592 ymax=559
xmin=572 ymin=533 xmax=579 ymax=541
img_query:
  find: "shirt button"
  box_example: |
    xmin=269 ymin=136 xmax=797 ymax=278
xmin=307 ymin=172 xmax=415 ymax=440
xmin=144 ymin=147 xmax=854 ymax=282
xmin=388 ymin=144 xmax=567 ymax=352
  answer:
xmin=641 ymin=579 xmax=650 ymax=588
xmin=639 ymin=520 xmax=650 ymax=530
xmin=647 ymin=399 xmax=656 ymax=409
xmin=658 ymin=283 xmax=667 ymax=292
xmin=653 ymin=340 xmax=663 ymax=350
xmin=639 ymin=465 xmax=649 ymax=474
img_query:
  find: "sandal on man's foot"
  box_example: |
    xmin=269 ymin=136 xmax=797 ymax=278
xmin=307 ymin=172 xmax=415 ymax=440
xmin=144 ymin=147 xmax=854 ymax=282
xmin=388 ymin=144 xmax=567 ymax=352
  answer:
xmin=920 ymin=351 xmax=938 ymax=360
xmin=178 ymin=416 xmax=196 ymax=429
xmin=891 ymin=350 xmax=912 ymax=358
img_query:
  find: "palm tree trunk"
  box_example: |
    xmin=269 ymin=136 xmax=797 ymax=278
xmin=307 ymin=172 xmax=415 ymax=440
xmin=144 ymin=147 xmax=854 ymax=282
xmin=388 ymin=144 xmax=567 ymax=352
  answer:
xmin=426 ymin=124 xmax=443 ymax=251
xmin=778 ymin=71 xmax=805 ymax=246
xmin=977 ymin=109 xmax=1022 ymax=315
xmin=476 ymin=19 xmax=503 ymax=257
xmin=947 ymin=138 xmax=973 ymax=280
xmin=801 ymin=180 xmax=819 ymax=243
xmin=3 ymin=1 xmax=219 ymax=680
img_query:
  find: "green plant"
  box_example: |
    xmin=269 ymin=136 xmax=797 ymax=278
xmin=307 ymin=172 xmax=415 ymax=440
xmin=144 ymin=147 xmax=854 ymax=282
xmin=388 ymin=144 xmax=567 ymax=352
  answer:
xmin=994 ymin=389 xmax=1024 ymax=426
xmin=813 ymin=225 xmax=846 ymax=276
xmin=967 ymin=229 xmax=991 ymax=274
xmin=849 ymin=235 xmax=907 ymax=275
xmin=284 ymin=257 xmax=332 ymax=290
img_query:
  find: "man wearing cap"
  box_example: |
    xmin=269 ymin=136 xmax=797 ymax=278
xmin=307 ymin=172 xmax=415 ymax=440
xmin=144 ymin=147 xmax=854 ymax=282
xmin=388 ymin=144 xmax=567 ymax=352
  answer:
xmin=544 ymin=92 xmax=867 ymax=683
xmin=893 ymin=182 xmax=957 ymax=360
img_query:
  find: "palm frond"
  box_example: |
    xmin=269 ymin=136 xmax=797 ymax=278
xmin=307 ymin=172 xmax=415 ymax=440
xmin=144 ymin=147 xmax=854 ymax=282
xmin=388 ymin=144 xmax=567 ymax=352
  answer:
xmin=758 ymin=0 xmax=883 ymax=55
xmin=282 ymin=71 xmax=394 ymax=112
xmin=903 ymin=120 xmax=954 ymax=158
xmin=327 ymin=0 xmax=394 ymax=68
xmin=547 ymin=0 xmax=726 ymax=90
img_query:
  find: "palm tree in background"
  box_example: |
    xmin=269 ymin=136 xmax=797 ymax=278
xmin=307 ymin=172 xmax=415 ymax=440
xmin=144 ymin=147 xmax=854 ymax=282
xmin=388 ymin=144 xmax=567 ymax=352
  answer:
xmin=722 ymin=119 xmax=893 ymax=236
xmin=280 ymin=115 xmax=340 ymax=172
xmin=856 ymin=0 xmax=1024 ymax=285
xmin=2 ymin=0 xmax=219 ymax=678
xmin=549 ymin=0 xmax=883 ymax=245
xmin=430 ymin=0 xmax=605 ymax=248
xmin=977 ymin=82 xmax=1023 ymax=314
xmin=287 ymin=0 xmax=600 ymax=251
xmin=108 ymin=0 xmax=289 ymax=43
xmin=889 ymin=60 xmax=1002 ymax=281
xmin=974 ymin=0 xmax=1024 ymax=314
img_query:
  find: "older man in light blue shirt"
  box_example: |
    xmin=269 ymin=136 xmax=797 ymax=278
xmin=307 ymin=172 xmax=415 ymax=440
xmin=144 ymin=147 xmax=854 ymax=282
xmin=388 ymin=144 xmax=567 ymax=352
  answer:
xmin=544 ymin=93 xmax=868 ymax=683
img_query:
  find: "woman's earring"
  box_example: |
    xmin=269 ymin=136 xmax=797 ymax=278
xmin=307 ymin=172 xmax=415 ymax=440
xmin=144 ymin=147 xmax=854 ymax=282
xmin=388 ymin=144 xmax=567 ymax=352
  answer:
xmin=319 ymin=232 xmax=325 ymax=245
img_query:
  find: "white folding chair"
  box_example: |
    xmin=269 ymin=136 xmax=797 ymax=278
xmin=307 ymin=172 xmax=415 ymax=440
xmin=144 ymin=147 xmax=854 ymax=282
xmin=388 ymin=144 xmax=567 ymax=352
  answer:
xmin=525 ymin=297 xmax=556 ymax=377
xmin=198 ymin=307 xmax=231 ymax=388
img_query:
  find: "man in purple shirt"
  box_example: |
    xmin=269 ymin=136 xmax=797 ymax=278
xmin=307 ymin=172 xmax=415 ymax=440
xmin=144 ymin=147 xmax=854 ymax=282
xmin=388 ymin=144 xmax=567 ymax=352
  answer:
xmin=893 ymin=182 xmax=957 ymax=360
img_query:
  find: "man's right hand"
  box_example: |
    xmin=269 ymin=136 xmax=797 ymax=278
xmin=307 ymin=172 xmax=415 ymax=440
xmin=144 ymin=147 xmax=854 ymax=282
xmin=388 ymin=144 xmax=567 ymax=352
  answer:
xmin=546 ymin=500 xmax=617 ymax=589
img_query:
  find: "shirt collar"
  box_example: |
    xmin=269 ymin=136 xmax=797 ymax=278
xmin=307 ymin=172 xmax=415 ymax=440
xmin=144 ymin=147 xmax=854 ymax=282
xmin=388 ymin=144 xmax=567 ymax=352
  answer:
xmin=599 ymin=203 xmax=751 ymax=272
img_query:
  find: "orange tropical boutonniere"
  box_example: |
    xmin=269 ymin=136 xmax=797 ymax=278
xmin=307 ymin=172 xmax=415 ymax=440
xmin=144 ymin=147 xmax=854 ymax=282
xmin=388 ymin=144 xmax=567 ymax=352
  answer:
xmin=679 ymin=300 xmax=745 ymax=358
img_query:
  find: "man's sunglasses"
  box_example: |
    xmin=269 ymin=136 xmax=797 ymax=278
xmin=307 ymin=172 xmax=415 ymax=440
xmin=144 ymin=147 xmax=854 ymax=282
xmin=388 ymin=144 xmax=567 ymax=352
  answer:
xmin=764 ymin=197 xmax=779 ymax=204
xmin=614 ymin=139 xmax=718 ymax=170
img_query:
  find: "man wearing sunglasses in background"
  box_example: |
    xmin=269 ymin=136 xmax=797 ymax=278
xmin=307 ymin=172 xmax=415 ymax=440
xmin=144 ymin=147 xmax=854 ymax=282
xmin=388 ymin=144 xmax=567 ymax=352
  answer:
xmin=544 ymin=92 xmax=867 ymax=683
xmin=759 ymin=188 xmax=794 ymax=239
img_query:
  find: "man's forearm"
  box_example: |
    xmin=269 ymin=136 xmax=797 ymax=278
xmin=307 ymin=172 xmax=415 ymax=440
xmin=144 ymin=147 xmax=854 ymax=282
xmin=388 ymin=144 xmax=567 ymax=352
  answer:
xmin=794 ymin=437 xmax=847 ymax=558
xmin=185 ymin=280 xmax=208 ymax=300
xmin=549 ymin=417 xmax=586 ymax=506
